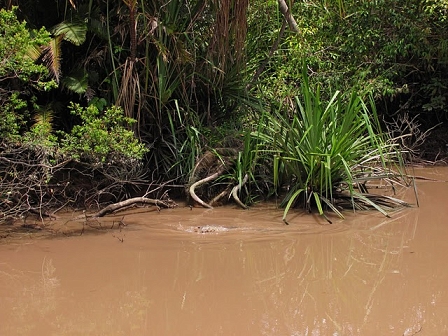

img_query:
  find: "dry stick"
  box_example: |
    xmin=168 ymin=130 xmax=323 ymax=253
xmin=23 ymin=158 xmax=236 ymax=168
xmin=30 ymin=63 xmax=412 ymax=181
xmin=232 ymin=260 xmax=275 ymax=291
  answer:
xmin=250 ymin=20 xmax=287 ymax=88
xmin=88 ymin=197 xmax=176 ymax=218
xmin=0 ymin=157 xmax=71 ymax=169
xmin=248 ymin=1 xmax=297 ymax=90
xmin=410 ymin=165 xmax=420 ymax=208
xmin=189 ymin=171 xmax=222 ymax=209
xmin=231 ymin=174 xmax=249 ymax=209
xmin=11 ymin=195 xmax=58 ymax=219
xmin=209 ymin=183 xmax=233 ymax=207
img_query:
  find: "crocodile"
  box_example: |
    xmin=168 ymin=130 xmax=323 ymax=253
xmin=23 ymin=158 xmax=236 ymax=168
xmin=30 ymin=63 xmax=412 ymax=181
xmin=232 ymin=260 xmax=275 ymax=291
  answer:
xmin=193 ymin=225 xmax=233 ymax=233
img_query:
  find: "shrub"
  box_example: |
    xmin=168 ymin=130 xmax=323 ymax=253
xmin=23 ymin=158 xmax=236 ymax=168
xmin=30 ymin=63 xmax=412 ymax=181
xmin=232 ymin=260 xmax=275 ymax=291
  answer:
xmin=0 ymin=7 xmax=56 ymax=140
xmin=60 ymin=103 xmax=147 ymax=164
xmin=252 ymin=69 xmax=407 ymax=222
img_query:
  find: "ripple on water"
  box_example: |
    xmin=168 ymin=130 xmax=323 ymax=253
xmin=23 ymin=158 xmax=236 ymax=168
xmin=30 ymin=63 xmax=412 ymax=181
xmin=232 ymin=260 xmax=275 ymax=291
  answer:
xmin=124 ymin=206 xmax=353 ymax=244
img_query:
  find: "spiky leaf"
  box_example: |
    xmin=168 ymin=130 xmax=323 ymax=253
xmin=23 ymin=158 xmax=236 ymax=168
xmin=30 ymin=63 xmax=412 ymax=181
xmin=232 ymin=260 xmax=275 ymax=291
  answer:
xmin=41 ymin=35 xmax=63 ymax=82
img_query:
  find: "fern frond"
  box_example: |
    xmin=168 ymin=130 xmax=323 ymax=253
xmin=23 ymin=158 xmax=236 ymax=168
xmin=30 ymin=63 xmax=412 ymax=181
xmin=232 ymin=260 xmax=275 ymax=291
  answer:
xmin=33 ymin=106 xmax=55 ymax=133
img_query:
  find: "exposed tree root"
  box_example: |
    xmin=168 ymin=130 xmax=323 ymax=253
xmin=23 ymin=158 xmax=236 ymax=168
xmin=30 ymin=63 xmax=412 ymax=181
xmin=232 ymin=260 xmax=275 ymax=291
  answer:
xmin=189 ymin=171 xmax=222 ymax=209
xmin=209 ymin=183 xmax=233 ymax=207
xmin=188 ymin=149 xmax=238 ymax=209
xmin=231 ymin=174 xmax=249 ymax=209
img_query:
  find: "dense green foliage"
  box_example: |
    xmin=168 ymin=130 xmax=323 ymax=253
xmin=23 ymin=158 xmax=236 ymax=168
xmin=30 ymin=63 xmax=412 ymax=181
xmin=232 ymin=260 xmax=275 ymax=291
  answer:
xmin=0 ymin=7 xmax=147 ymax=163
xmin=60 ymin=103 xmax=147 ymax=163
xmin=1 ymin=0 xmax=445 ymax=220
xmin=249 ymin=0 xmax=448 ymax=125
xmin=0 ymin=7 xmax=55 ymax=139
xmin=0 ymin=8 xmax=51 ymax=86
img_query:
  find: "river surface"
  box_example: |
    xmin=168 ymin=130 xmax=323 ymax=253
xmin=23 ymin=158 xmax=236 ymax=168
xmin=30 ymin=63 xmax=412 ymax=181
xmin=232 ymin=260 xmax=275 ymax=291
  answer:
xmin=1 ymin=167 xmax=448 ymax=335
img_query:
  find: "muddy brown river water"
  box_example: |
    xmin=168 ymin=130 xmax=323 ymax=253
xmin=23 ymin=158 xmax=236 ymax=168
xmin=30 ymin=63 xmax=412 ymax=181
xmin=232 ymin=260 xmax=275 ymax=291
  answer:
xmin=1 ymin=167 xmax=448 ymax=335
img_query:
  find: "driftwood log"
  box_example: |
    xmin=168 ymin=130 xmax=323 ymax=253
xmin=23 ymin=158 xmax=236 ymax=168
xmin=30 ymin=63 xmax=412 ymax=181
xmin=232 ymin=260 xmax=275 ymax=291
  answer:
xmin=85 ymin=197 xmax=177 ymax=218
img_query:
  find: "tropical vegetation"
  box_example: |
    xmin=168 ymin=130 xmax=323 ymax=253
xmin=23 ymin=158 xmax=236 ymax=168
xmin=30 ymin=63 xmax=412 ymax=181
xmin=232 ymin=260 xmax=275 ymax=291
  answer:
xmin=1 ymin=0 xmax=446 ymax=224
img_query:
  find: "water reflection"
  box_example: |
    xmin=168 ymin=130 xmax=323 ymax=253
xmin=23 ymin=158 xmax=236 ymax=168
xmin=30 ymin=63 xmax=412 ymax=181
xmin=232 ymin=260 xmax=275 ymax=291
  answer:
xmin=1 ymin=171 xmax=448 ymax=335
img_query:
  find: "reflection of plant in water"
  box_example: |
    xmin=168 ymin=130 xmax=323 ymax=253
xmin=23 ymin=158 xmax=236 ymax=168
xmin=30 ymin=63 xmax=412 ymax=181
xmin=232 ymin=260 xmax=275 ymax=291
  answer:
xmin=56 ymin=285 xmax=152 ymax=335
xmin=119 ymin=288 xmax=152 ymax=331
xmin=249 ymin=210 xmax=420 ymax=335
xmin=41 ymin=257 xmax=60 ymax=297
xmin=0 ymin=257 xmax=60 ymax=334
xmin=25 ymin=257 xmax=60 ymax=316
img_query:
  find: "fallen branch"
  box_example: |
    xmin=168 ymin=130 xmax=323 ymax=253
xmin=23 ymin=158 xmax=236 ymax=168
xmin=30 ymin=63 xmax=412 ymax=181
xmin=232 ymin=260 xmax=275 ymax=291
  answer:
xmin=188 ymin=149 xmax=237 ymax=209
xmin=89 ymin=197 xmax=177 ymax=218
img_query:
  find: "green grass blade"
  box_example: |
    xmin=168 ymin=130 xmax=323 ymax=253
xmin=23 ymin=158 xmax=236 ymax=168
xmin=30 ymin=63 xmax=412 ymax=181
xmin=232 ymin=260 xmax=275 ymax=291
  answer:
xmin=283 ymin=188 xmax=304 ymax=221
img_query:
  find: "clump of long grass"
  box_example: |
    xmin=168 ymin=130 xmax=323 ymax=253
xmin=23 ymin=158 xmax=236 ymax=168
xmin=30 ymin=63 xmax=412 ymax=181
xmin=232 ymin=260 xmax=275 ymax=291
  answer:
xmin=252 ymin=69 xmax=410 ymax=223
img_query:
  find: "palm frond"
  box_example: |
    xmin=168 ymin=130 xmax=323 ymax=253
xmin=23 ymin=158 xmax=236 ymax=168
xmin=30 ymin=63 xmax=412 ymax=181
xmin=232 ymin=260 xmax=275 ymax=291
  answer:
xmin=51 ymin=19 xmax=87 ymax=46
xmin=61 ymin=68 xmax=89 ymax=94
xmin=33 ymin=106 xmax=54 ymax=127
xmin=25 ymin=44 xmax=42 ymax=61
xmin=41 ymin=35 xmax=63 ymax=82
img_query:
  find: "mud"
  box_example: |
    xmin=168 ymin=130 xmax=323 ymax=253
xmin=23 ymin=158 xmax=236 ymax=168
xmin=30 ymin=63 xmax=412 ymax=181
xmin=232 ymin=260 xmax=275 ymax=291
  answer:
xmin=1 ymin=167 xmax=448 ymax=335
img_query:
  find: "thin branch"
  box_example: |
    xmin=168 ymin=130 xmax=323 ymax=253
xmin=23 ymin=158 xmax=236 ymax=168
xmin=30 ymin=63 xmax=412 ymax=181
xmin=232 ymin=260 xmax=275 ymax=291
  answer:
xmin=277 ymin=0 xmax=300 ymax=33
xmin=89 ymin=197 xmax=177 ymax=217
xmin=250 ymin=19 xmax=288 ymax=87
